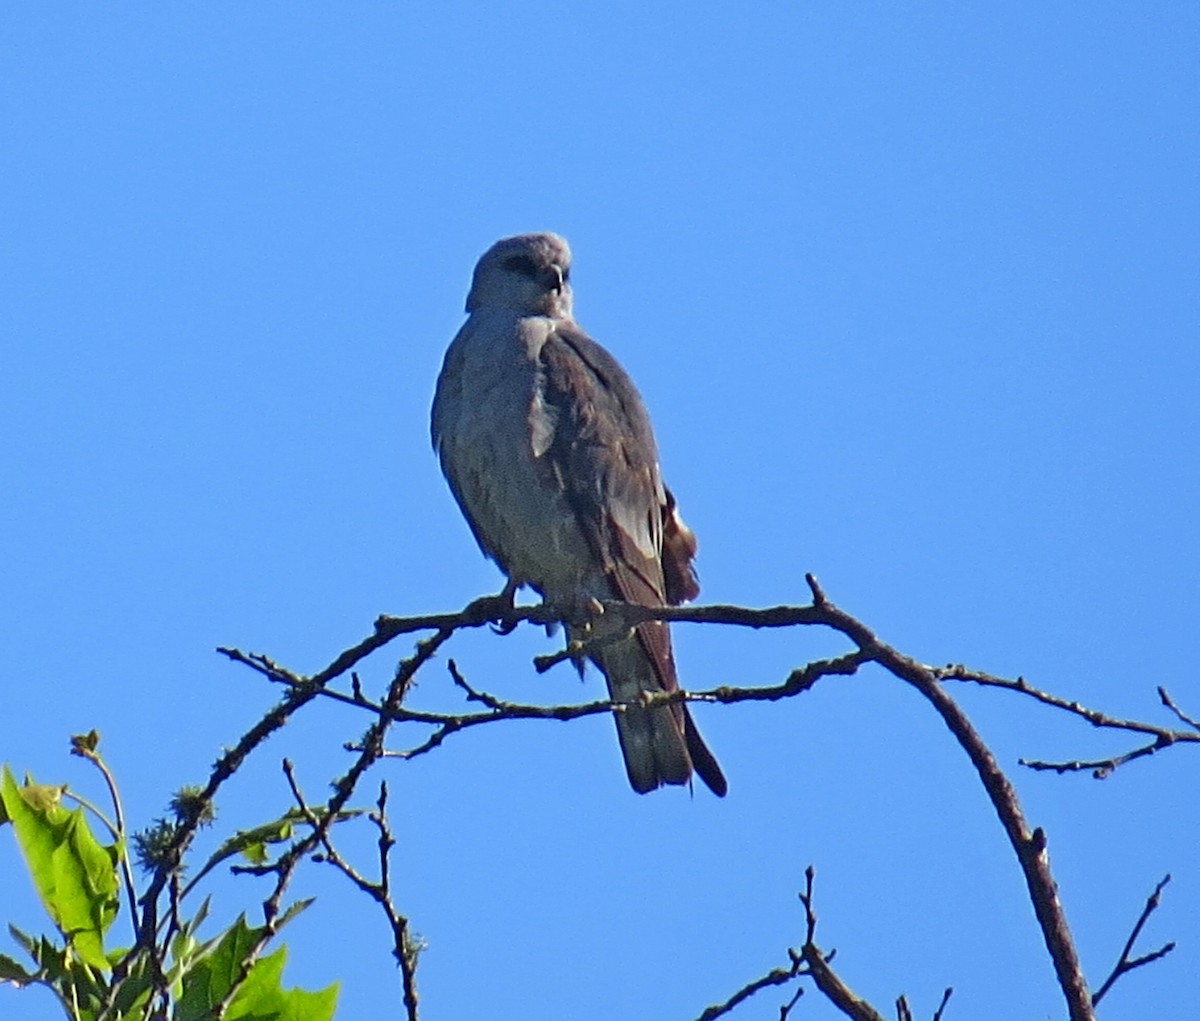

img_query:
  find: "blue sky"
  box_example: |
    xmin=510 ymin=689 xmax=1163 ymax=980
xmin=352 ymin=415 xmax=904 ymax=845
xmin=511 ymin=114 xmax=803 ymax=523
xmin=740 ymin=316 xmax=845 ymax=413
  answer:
xmin=2 ymin=4 xmax=1197 ymax=1019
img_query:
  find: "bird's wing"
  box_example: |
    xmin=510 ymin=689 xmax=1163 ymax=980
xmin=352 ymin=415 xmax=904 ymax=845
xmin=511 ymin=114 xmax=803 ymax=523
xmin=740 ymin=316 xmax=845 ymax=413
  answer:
xmin=536 ymin=322 xmax=689 ymax=688
xmin=537 ymin=322 xmax=728 ymax=797
xmin=430 ymin=320 xmax=502 ymax=562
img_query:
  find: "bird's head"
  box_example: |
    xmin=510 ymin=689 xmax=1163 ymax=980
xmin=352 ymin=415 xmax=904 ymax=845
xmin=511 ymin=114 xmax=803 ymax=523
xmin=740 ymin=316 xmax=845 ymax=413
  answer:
xmin=465 ymin=232 xmax=574 ymax=318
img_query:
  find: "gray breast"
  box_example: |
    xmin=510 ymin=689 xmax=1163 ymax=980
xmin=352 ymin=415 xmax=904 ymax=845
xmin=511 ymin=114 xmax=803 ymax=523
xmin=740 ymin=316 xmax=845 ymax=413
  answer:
xmin=432 ymin=311 xmax=596 ymax=599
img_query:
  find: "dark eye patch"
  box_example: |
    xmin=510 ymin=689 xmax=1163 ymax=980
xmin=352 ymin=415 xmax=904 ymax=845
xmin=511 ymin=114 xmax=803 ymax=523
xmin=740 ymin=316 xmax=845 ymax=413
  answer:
xmin=502 ymin=254 xmax=541 ymax=279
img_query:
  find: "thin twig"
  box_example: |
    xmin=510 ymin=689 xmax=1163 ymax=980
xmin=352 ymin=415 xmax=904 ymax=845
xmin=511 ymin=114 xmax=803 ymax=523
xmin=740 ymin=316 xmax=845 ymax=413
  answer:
xmin=283 ymin=768 xmax=421 ymax=1021
xmin=694 ymin=966 xmax=803 ymax=1021
xmin=355 ymin=650 xmax=866 ymax=761
xmin=1091 ymin=875 xmax=1175 ymax=1007
xmin=932 ymin=986 xmax=953 ymax=1021
xmin=794 ymin=865 xmax=889 ymax=1021
xmin=936 ymin=666 xmax=1198 ymax=778
xmin=1019 ymin=737 xmax=1175 ymax=779
xmin=1158 ymin=687 xmax=1200 ymax=731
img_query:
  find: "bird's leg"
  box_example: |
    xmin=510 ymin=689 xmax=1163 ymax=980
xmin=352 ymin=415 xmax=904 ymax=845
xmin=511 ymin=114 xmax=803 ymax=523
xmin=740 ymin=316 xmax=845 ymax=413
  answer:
xmin=530 ymin=597 xmax=626 ymax=675
xmin=530 ymin=613 xmax=590 ymax=676
xmin=544 ymin=594 xmax=605 ymax=634
xmin=464 ymin=579 xmax=520 ymax=632
xmin=548 ymin=595 xmax=613 ymax=676
xmin=485 ymin=578 xmax=521 ymax=635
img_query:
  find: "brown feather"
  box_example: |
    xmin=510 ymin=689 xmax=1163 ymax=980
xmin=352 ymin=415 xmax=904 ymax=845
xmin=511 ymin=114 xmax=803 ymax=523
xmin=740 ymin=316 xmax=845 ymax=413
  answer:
xmin=662 ymin=486 xmax=700 ymax=605
xmin=538 ymin=325 xmax=726 ymax=796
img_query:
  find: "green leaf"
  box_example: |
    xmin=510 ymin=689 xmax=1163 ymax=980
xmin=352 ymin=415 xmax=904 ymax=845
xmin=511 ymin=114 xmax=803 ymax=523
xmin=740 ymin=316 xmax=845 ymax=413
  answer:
xmin=1 ymin=766 xmax=120 ymax=971
xmin=0 ymin=952 xmax=35 ymax=985
xmin=13 ymin=779 xmax=67 ymax=813
xmin=103 ymin=948 xmax=156 ymax=1018
xmin=195 ymin=817 xmax=296 ymax=879
xmin=190 ymin=808 xmax=361 ymax=888
xmin=226 ymin=945 xmax=338 ymax=1021
xmin=174 ymin=914 xmax=261 ymax=1021
xmin=70 ymin=730 xmax=102 ymax=757
xmin=7 ymin=924 xmax=38 ymax=960
xmin=274 ymin=897 xmax=315 ymax=931
xmin=7 ymin=923 xmax=114 ymax=1018
xmin=168 ymin=895 xmax=213 ymax=970
xmin=175 ymin=915 xmax=337 ymax=1021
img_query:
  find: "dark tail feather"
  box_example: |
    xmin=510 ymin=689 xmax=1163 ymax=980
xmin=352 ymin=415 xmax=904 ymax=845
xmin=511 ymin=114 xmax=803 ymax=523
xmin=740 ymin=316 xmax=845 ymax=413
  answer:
xmin=590 ymin=620 xmax=727 ymax=797
xmin=683 ymin=705 xmax=727 ymax=797
xmin=595 ymin=633 xmax=692 ymax=793
xmin=613 ymin=702 xmax=692 ymax=794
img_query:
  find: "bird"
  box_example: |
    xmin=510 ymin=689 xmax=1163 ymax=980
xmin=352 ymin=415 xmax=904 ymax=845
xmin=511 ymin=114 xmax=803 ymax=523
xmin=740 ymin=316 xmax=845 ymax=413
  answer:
xmin=431 ymin=232 xmax=727 ymax=797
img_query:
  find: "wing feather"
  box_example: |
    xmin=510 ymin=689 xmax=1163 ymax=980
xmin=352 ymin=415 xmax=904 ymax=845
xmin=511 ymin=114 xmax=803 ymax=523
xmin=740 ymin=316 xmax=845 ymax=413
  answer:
xmin=538 ymin=326 xmax=687 ymax=687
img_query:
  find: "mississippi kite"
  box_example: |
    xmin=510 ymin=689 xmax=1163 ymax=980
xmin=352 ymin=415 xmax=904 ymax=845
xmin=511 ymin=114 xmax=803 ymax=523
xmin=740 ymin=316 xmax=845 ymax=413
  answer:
xmin=431 ymin=232 xmax=727 ymax=796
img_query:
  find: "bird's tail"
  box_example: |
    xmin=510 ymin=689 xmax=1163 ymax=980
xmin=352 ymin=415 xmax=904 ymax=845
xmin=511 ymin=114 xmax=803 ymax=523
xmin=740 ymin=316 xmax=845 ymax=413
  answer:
xmin=591 ymin=620 xmax=727 ymax=797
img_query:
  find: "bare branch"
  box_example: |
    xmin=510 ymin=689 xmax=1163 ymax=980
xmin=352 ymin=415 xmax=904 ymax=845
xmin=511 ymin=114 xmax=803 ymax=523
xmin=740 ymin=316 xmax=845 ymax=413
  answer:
xmin=447 ymin=658 xmax=508 ymax=709
xmin=220 ymin=580 xmax=1188 ymax=1020
xmin=795 ymin=578 xmax=1095 ymax=1021
xmin=932 ymin=987 xmax=953 ymax=1021
xmin=896 ymin=984 xmax=952 ymax=1020
xmin=284 ymin=768 xmax=421 ymax=1021
xmin=1091 ymin=875 xmax=1175 ymax=1007
xmin=1019 ymin=737 xmax=1175 ymax=779
xmin=328 ymin=650 xmax=866 ymax=764
xmin=797 ymin=867 xmax=889 ymax=1021
xmin=697 ymin=866 xmax=894 ymax=1021
xmin=935 ymin=666 xmax=1198 ymax=778
xmin=1158 ymin=687 xmax=1200 ymax=731
xmin=694 ymin=965 xmax=803 ymax=1021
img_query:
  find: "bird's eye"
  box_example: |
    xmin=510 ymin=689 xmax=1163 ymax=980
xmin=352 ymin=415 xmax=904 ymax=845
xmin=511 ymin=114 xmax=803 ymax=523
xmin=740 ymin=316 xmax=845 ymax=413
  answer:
xmin=561 ymin=267 xmax=570 ymax=282
xmin=502 ymin=254 xmax=540 ymax=279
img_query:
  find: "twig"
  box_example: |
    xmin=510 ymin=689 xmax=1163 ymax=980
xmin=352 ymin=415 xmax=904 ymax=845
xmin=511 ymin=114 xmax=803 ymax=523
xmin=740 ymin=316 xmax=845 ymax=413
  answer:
xmin=283 ymin=769 xmax=421 ymax=1021
xmin=797 ymin=866 xmax=889 ymax=1021
xmin=1019 ymin=737 xmax=1175 ymax=779
xmin=694 ymin=966 xmax=803 ymax=1021
xmin=447 ymin=659 xmax=507 ymax=709
xmin=68 ymin=735 xmax=142 ymax=944
xmin=696 ymin=865 xmax=895 ymax=1021
xmin=936 ymin=666 xmax=1198 ymax=778
xmin=354 ymin=649 xmax=865 ymax=761
xmin=1158 ymin=687 xmax=1200 ymax=731
xmin=932 ymin=986 xmax=953 ymax=1021
xmin=1091 ymin=875 xmax=1175 ymax=1007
